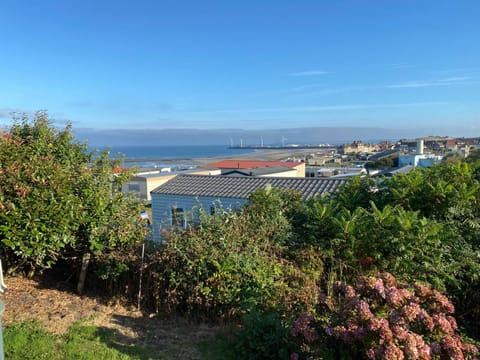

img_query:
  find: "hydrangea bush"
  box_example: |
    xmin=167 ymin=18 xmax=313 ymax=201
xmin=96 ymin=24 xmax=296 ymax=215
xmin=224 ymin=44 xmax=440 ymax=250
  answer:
xmin=291 ymin=273 xmax=478 ymax=359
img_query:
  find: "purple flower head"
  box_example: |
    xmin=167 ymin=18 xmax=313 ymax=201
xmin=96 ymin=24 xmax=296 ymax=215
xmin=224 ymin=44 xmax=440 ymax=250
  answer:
xmin=430 ymin=289 xmax=455 ymax=314
xmin=392 ymin=326 xmax=408 ymax=341
xmin=380 ymin=342 xmax=404 ymax=360
xmin=401 ymin=303 xmax=421 ymax=323
xmin=418 ymin=309 xmax=434 ymax=331
xmin=291 ymin=313 xmax=318 ymax=342
xmin=430 ymin=342 xmax=441 ymax=355
xmin=366 ymin=347 xmax=377 ymax=359
xmin=356 ymin=299 xmax=374 ymax=321
xmin=386 ymin=287 xmax=406 ymax=308
xmin=373 ymin=278 xmax=386 ymax=299
xmin=379 ymin=272 xmax=396 ymax=287
xmin=413 ymin=283 xmax=432 ymax=299
xmin=432 ymin=314 xmax=453 ymax=334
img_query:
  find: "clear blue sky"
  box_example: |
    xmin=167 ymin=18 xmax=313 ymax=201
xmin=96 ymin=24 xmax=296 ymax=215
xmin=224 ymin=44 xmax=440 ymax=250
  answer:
xmin=1 ymin=1 xmax=479 ymax=139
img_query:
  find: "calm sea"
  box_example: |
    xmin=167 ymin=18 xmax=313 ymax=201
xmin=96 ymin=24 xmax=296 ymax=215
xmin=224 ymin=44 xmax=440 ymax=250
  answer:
xmin=108 ymin=145 xmax=256 ymax=159
xmin=93 ymin=145 xmax=258 ymax=169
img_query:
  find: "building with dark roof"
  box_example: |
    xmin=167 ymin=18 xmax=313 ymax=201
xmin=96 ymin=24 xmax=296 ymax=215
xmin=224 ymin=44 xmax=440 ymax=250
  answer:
xmin=221 ymin=165 xmax=297 ymax=177
xmin=150 ymin=174 xmax=346 ymax=242
xmin=206 ymin=159 xmax=305 ymax=177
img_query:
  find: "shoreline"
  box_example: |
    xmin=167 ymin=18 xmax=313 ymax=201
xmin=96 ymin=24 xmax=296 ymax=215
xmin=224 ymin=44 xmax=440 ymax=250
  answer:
xmin=192 ymin=148 xmax=314 ymax=165
xmin=123 ymin=149 xmax=316 ymax=170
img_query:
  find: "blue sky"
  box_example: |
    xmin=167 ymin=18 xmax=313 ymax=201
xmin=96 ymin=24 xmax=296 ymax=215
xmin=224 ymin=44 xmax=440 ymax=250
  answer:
xmin=0 ymin=0 xmax=479 ymax=143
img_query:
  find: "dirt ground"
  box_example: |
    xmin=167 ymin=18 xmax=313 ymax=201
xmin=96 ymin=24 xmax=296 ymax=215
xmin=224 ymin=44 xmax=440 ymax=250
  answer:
xmin=1 ymin=275 xmax=224 ymax=359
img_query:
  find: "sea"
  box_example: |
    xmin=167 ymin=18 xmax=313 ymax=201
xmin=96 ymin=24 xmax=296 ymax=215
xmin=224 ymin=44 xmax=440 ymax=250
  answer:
xmin=93 ymin=145 xmax=258 ymax=170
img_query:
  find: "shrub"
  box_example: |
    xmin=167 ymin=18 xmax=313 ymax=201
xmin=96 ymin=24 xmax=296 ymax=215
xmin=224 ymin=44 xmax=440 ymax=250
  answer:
xmin=291 ymin=273 xmax=479 ymax=359
xmin=236 ymin=311 xmax=297 ymax=360
xmin=146 ymin=188 xmax=321 ymax=318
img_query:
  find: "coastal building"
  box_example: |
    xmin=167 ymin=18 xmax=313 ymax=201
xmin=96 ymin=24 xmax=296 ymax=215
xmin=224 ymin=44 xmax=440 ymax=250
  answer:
xmin=397 ymin=139 xmax=443 ymax=168
xmin=150 ymin=175 xmax=346 ymax=242
xmin=221 ymin=166 xmax=298 ymax=177
xmin=306 ymin=166 xmax=367 ymax=178
xmin=398 ymin=154 xmax=443 ymax=168
xmin=340 ymin=141 xmax=377 ymax=155
xmin=206 ymin=160 xmax=306 ymax=177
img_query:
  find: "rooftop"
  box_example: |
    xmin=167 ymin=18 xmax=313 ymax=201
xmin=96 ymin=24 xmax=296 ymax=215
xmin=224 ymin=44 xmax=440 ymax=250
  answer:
xmin=206 ymin=159 xmax=302 ymax=169
xmin=222 ymin=166 xmax=294 ymax=176
xmin=151 ymin=174 xmax=347 ymax=199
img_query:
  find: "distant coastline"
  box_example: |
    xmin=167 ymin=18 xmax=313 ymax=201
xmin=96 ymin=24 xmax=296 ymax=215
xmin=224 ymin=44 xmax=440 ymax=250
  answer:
xmin=95 ymin=145 xmax=314 ymax=170
xmin=228 ymin=144 xmax=335 ymax=150
xmin=101 ymin=145 xmax=258 ymax=160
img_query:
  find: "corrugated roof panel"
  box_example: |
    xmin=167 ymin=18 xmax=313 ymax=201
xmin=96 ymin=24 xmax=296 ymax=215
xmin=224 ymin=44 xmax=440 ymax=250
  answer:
xmin=151 ymin=175 xmax=347 ymax=199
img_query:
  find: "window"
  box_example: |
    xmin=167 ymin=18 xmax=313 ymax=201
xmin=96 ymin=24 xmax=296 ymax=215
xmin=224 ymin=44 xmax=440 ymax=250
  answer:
xmin=210 ymin=206 xmax=216 ymax=215
xmin=128 ymin=183 xmax=141 ymax=192
xmin=171 ymin=207 xmax=185 ymax=228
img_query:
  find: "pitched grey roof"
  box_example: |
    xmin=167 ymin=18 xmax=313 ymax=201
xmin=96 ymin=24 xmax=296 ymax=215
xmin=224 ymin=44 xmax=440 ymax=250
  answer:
xmin=368 ymin=149 xmax=399 ymax=161
xmin=151 ymin=174 xmax=347 ymax=199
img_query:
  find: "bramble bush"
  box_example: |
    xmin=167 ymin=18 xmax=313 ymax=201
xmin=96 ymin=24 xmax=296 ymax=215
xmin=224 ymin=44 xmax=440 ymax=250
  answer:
xmin=146 ymin=188 xmax=322 ymax=318
xmin=235 ymin=311 xmax=298 ymax=360
xmin=291 ymin=272 xmax=478 ymax=359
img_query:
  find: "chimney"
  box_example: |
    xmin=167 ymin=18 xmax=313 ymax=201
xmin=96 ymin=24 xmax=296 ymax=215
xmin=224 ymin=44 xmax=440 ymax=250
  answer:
xmin=416 ymin=139 xmax=424 ymax=155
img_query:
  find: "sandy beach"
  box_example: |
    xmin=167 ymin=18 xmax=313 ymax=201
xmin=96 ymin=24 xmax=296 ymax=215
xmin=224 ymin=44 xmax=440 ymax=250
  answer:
xmin=191 ymin=148 xmax=315 ymax=166
xmin=122 ymin=148 xmax=320 ymax=171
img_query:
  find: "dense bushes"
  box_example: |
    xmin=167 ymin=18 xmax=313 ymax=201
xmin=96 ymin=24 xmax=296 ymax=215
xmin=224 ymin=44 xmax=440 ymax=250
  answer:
xmin=140 ymin=159 xmax=480 ymax=358
xmin=146 ymin=188 xmax=322 ymax=318
xmin=291 ymin=273 xmax=478 ymax=359
xmin=0 ymin=113 xmax=145 ymax=283
xmin=2 ymin=112 xmax=480 ymax=357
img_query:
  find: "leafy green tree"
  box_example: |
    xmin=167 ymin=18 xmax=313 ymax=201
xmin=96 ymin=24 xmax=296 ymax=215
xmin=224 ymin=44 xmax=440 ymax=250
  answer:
xmin=466 ymin=148 xmax=480 ymax=163
xmin=0 ymin=112 xmax=145 ymax=280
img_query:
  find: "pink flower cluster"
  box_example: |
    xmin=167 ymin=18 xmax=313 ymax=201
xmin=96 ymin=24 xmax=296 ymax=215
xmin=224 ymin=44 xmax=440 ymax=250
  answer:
xmin=290 ymin=313 xmax=318 ymax=343
xmin=292 ymin=273 xmax=478 ymax=360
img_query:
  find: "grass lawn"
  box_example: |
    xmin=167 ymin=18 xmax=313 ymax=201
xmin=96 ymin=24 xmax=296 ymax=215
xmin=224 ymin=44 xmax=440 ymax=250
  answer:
xmin=4 ymin=319 xmax=240 ymax=360
xmin=4 ymin=320 xmax=163 ymax=360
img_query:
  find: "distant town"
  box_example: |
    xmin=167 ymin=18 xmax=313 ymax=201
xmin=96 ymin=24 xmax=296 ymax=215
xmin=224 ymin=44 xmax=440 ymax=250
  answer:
xmin=124 ymin=135 xmax=480 ymax=200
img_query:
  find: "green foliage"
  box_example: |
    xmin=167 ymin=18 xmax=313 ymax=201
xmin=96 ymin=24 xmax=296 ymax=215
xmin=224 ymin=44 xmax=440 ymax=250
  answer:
xmin=0 ymin=112 xmax=146 ymax=275
xmin=95 ymin=255 xmax=130 ymax=280
xmin=0 ymin=113 xmax=86 ymax=272
xmin=197 ymin=331 xmax=238 ymax=360
xmin=365 ymin=156 xmax=397 ymax=169
xmin=148 ymin=188 xmax=321 ymax=318
xmin=377 ymin=162 xmax=480 ymax=221
xmin=331 ymin=176 xmax=377 ymax=212
xmin=294 ymin=199 xmax=451 ymax=290
xmin=235 ymin=311 xmax=297 ymax=360
xmin=144 ymin=161 xmax=480 ymax=340
xmin=466 ymin=148 xmax=480 ymax=163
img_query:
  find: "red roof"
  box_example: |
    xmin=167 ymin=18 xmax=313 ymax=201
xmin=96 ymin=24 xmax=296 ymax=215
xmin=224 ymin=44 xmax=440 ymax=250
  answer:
xmin=206 ymin=160 xmax=301 ymax=169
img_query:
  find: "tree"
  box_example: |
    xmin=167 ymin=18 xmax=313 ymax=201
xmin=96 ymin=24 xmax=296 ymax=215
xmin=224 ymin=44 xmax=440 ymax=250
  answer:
xmin=0 ymin=112 xmax=145 ymax=283
xmin=466 ymin=148 xmax=480 ymax=163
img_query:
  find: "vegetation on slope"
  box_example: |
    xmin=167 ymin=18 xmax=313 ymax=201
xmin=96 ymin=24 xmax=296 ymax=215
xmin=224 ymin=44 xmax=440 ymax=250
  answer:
xmin=1 ymin=113 xmax=479 ymax=359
